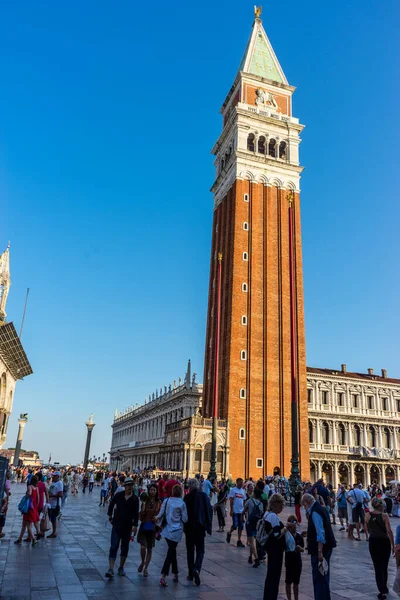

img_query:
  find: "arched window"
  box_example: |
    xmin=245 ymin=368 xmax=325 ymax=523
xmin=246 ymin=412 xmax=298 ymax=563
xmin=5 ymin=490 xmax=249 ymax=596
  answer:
xmin=239 ymin=428 xmax=246 ymax=440
xmin=241 ymin=315 xmax=247 ymax=325
xmin=339 ymin=423 xmax=346 ymax=445
xmin=322 ymin=421 xmax=330 ymax=444
xmin=258 ymin=136 xmax=266 ymax=154
xmin=193 ymin=448 xmax=201 ymax=471
xmin=384 ymin=427 xmax=391 ymax=448
xmin=279 ymin=141 xmax=287 ymax=159
xmin=354 ymin=425 xmax=361 ymax=446
xmin=309 ymin=421 xmax=313 ymax=443
xmin=240 ymin=388 xmax=246 ymax=399
xmin=247 ymin=134 xmax=255 ymax=152
xmin=242 ymin=283 xmax=248 ymax=292
xmin=240 ymin=350 xmax=247 ymax=361
xmin=204 ymin=443 xmax=211 ymax=463
xmin=368 ymin=425 xmax=376 ymax=447
xmin=268 ymin=138 xmax=276 ymax=158
xmin=243 ymin=252 xmax=248 ymax=261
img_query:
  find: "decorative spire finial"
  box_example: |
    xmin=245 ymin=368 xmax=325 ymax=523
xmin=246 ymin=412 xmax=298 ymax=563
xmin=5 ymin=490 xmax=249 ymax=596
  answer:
xmin=254 ymin=5 xmax=262 ymax=21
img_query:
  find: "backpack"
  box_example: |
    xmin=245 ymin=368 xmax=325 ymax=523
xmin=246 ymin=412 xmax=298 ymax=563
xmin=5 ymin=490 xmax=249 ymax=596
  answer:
xmin=18 ymin=495 xmax=30 ymax=514
xmin=248 ymin=498 xmax=263 ymax=526
xmin=255 ymin=512 xmax=270 ymax=547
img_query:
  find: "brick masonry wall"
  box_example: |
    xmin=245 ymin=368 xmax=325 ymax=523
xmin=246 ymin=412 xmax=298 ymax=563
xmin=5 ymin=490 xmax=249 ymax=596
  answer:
xmin=203 ymin=181 xmax=309 ymax=480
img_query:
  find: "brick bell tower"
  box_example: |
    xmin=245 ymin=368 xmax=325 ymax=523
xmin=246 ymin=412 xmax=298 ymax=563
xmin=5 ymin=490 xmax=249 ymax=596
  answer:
xmin=203 ymin=7 xmax=310 ymax=480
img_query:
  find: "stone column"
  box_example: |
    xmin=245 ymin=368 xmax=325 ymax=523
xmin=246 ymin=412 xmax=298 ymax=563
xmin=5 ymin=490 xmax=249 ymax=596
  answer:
xmin=83 ymin=415 xmax=96 ymax=470
xmin=363 ymin=463 xmax=369 ymax=486
xmin=332 ymin=422 xmax=337 ymax=447
xmin=316 ymin=420 xmax=321 ymax=447
xmin=391 ymin=427 xmax=397 ymax=449
xmin=328 ymin=422 xmax=333 ymax=446
xmin=316 ymin=461 xmax=322 ymax=480
xmin=348 ymin=462 xmax=355 ymax=486
xmin=361 ymin=424 xmax=367 ymax=447
xmin=182 ymin=446 xmax=187 ymax=475
xmin=361 ymin=388 xmax=366 ymax=414
xmin=378 ymin=426 xmax=383 ymax=449
xmin=315 ymin=381 xmax=320 ymax=407
xmin=378 ymin=466 xmax=383 ymax=487
xmin=13 ymin=415 xmax=28 ymax=467
xmin=312 ymin=421 xmax=316 ymax=445
xmin=332 ymin=462 xmax=338 ymax=488
xmin=348 ymin=424 xmax=353 ymax=447
xmin=189 ymin=446 xmax=195 ymax=476
xmin=344 ymin=423 xmax=349 ymax=446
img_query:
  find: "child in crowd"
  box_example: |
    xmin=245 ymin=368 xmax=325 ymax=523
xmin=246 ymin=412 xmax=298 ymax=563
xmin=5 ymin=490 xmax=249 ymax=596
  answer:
xmin=285 ymin=515 xmax=304 ymax=600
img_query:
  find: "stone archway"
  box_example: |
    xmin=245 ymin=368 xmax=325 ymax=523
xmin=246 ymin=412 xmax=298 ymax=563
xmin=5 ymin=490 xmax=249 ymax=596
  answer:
xmin=310 ymin=461 xmax=316 ymax=482
xmin=354 ymin=463 xmax=365 ymax=486
xmin=338 ymin=463 xmax=349 ymax=486
xmin=370 ymin=465 xmax=380 ymax=485
xmin=322 ymin=462 xmax=333 ymax=484
xmin=385 ymin=466 xmax=395 ymax=484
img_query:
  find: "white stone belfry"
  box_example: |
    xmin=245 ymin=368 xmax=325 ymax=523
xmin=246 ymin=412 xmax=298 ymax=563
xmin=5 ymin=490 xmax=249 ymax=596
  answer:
xmin=211 ymin=13 xmax=304 ymax=208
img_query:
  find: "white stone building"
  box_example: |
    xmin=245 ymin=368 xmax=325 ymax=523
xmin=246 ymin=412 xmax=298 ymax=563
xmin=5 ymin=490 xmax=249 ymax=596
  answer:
xmin=307 ymin=365 xmax=400 ymax=487
xmin=0 ymin=246 xmax=33 ymax=449
xmin=109 ymin=360 xmax=229 ymax=476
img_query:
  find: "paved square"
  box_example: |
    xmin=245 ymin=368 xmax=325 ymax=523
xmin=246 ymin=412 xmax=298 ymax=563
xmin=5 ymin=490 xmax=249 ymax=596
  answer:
xmin=0 ymin=483 xmax=398 ymax=599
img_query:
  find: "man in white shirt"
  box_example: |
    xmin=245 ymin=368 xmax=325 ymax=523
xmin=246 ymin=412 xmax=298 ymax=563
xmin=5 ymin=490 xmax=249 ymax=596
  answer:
xmin=100 ymin=476 xmax=111 ymax=507
xmin=226 ymin=478 xmax=246 ymax=548
xmin=347 ymin=482 xmax=366 ymax=541
xmin=89 ymin=472 xmax=95 ymax=494
xmin=48 ymin=472 xmax=63 ymax=538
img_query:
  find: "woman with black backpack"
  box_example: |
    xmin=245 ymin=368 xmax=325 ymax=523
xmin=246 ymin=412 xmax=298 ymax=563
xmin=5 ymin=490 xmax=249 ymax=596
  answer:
xmin=243 ymin=486 xmax=264 ymax=567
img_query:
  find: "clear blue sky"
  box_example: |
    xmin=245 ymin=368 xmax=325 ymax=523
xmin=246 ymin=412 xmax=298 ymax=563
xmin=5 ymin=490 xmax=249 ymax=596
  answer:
xmin=1 ymin=1 xmax=399 ymax=464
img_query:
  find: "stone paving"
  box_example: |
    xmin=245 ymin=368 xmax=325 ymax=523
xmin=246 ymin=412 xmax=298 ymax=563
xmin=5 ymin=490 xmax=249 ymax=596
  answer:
xmin=0 ymin=483 xmax=399 ymax=599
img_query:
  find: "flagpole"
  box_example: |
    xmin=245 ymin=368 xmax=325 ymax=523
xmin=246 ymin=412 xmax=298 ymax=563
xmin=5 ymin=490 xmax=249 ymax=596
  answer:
xmin=287 ymin=192 xmax=301 ymax=494
xmin=208 ymin=253 xmax=222 ymax=482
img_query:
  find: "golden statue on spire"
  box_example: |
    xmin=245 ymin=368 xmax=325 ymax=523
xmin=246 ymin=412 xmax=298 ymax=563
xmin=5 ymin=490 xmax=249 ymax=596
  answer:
xmin=254 ymin=5 xmax=262 ymax=20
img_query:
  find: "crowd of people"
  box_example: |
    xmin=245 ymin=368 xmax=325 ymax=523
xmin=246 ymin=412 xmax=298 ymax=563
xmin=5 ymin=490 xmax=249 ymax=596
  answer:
xmin=6 ymin=466 xmax=400 ymax=599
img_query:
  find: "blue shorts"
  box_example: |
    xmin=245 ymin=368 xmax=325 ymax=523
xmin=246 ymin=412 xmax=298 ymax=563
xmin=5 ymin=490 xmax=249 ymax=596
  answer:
xmin=245 ymin=522 xmax=257 ymax=537
xmin=232 ymin=513 xmax=244 ymax=531
xmin=101 ymin=489 xmax=108 ymax=498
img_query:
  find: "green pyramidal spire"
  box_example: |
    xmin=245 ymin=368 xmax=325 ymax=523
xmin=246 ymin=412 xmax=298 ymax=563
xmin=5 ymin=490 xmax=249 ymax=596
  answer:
xmin=238 ymin=11 xmax=288 ymax=85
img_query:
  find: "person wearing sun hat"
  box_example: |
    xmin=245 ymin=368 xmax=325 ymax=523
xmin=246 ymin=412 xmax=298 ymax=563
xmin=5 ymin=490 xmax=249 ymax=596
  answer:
xmin=105 ymin=477 xmax=139 ymax=579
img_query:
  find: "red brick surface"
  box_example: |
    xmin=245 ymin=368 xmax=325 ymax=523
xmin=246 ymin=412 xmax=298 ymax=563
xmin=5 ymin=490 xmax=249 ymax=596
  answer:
xmin=203 ymin=182 xmax=310 ymax=480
